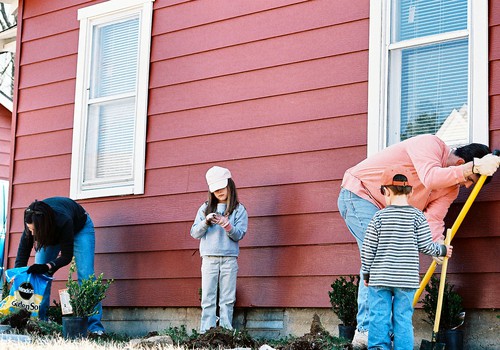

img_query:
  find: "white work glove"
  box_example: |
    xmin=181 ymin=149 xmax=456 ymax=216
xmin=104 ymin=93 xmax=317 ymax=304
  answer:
xmin=473 ymin=154 xmax=500 ymax=176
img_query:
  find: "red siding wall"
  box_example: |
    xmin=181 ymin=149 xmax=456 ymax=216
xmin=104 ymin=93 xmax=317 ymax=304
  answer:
xmin=6 ymin=0 xmax=499 ymax=311
xmin=0 ymin=104 xmax=11 ymax=180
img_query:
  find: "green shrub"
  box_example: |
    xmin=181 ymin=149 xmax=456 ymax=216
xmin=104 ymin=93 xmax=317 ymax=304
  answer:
xmin=66 ymin=259 xmax=113 ymax=317
xmin=328 ymin=275 xmax=359 ymax=327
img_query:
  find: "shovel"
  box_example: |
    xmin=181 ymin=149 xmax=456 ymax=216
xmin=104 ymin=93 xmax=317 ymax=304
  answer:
xmin=420 ymin=228 xmax=452 ymax=350
xmin=413 ymin=149 xmax=500 ymax=307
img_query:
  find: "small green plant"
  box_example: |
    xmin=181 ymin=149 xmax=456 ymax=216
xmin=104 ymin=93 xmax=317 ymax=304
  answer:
xmin=160 ymin=325 xmax=193 ymax=344
xmin=2 ymin=278 xmax=8 ymax=299
xmin=66 ymin=259 xmax=113 ymax=317
xmin=264 ymin=334 xmax=297 ymax=348
xmin=421 ymin=276 xmax=464 ymax=330
xmin=328 ymin=275 xmax=359 ymax=327
xmin=47 ymin=299 xmax=63 ymax=324
xmin=26 ymin=318 xmax=63 ymax=335
xmin=0 ymin=307 xmax=63 ymax=336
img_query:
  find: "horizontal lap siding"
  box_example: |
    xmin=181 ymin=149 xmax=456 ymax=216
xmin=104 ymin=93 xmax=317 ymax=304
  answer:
xmin=11 ymin=0 xmax=371 ymax=310
xmin=147 ymin=83 xmax=368 ymax=141
xmin=489 ymin=7 xmax=500 ymax=311
xmin=33 ymin=272 xmax=500 ymax=308
xmin=8 ymin=0 xmax=498 ymax=312
xmin=8 ymin=233 xmax=499 ymax=278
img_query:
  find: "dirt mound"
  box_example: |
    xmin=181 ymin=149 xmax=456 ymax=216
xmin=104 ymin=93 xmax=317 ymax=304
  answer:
xmin=1 ymin=308 xmax=30 ymax=329
xmin=1 ymin=308 xmax=62 ymax=336
xmin=182 ymin=314 xmax=351 ymax=350
xmin=183 ymin=326 xmax=258 ymax=349
xmin=275 ymin=314 xmax=351 ymax=350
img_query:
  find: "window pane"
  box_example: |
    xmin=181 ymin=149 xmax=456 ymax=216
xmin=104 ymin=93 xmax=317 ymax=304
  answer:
xmin=389 ymin=38 xmax=468 ymax=145
xmin=394 ymin=0 xmax=467 ymax=42
xmin=83 ymin=98 xmax=136 ymax=186
xmin=0 ymin=52 xmax=14 ymax=102
xmin=90 ymin=15 xmax=139 ymax=99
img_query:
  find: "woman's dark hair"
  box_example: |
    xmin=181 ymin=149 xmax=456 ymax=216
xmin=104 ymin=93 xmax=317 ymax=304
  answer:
xmin=24 ymin=200 xmax=56 ymax=249
xmin=453 ymin=143 xmax=491 ymax=162
xmin=204 ymin=178 xmax=240 ymax=217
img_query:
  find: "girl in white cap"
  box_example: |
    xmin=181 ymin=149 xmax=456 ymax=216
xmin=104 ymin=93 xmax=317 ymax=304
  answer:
xmin=190 ymin=166 xmax=248 ymax=333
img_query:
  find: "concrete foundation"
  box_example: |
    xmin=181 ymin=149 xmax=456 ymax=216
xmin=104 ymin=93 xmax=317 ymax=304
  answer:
xmin=103 ymin=307 xmax=499 ymax=349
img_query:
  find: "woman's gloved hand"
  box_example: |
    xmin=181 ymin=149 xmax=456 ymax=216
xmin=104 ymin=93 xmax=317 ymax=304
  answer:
xmin=27 ymin=263 xmax=49 ymax=275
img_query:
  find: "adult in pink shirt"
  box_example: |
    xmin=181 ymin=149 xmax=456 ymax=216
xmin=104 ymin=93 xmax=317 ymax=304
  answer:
xmin=337 ymin=134 xmax=500 ymax=349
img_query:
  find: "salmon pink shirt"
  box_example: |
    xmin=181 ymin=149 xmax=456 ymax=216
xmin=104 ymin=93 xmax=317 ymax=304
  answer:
xmin=341 ymin=134 xmax=467 ymax=241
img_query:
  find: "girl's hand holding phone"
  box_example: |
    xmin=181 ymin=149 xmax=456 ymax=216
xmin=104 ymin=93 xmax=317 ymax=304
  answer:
xmin=205 ymin=213 xmax=232 ymax=231
xmin=205 ymin=213 xmax=218 ymax=225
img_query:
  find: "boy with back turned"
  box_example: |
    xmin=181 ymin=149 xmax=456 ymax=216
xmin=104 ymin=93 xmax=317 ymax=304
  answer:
xmin=361 ymin=166 xmax=453 ymax=350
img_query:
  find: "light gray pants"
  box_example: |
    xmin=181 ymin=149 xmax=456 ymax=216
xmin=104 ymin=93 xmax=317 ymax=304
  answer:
xmin=200 ymin=256 xmax=238 ymax=333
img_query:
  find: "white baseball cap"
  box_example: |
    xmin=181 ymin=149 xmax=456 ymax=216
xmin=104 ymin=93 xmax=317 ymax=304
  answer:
xmin=205 ymin=166 xmax=232 ymax=193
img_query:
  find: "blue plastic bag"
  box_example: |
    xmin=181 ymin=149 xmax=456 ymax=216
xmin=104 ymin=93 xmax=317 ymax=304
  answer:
xmin=0 ymin=267 xmax=52 ymax=318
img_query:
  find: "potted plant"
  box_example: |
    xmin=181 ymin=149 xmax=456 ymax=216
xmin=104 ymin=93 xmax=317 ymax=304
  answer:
xmin=62 ymin=259 xmax=113 ymax=339
xmin=328 ymin=275 xmax=359 ymax=341
xmin=421 ymin=276 xmax=465 ymax=350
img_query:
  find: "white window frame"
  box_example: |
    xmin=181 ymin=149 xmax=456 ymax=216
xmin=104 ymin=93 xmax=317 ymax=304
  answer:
xmin=70 ymin=0 xmax=154 ymax=199
xmin=367 ymin=0 xmax=488 ymax=156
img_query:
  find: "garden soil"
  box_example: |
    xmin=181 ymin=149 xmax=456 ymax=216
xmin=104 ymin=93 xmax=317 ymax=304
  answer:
xmin=2 ymin=310 xmax=351 ymax=349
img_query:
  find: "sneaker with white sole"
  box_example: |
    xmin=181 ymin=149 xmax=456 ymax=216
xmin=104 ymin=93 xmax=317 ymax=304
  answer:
xmin=351 ymin=329 xmax=368 ymax=349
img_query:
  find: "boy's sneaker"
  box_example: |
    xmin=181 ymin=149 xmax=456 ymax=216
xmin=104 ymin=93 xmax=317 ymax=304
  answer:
xmin=351 ymin=329 xmax=368 ymax=349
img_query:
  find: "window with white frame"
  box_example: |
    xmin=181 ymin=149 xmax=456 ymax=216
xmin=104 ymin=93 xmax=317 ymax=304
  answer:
xmin=70 ymin=0 xmax=154 ymax=199
xmin=367 ymin=0 xmax=488 ymax=155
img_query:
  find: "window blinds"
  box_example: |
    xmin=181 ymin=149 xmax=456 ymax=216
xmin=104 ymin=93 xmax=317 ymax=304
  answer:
xmin=391 ymin=0 xmax=469 ymax=146
xmin=396 ymin=0 xmax=467 ymax=41
xmin=84 ymin=15 xmax=140 ymax=186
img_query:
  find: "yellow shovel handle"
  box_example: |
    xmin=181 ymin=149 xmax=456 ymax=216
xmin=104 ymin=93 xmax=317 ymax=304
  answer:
xmin=413 ymin=261 xmax=437 ymax=307
xmin=412 ymin=174 xmax=488 ymax=307
xmin=433 ymin=229 xmax=452 ymax=333
xmin=448 ymin=174 xmax=487 ymax=239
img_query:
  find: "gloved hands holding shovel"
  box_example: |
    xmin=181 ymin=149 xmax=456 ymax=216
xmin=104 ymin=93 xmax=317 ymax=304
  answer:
xmin=473 ymin=153 xmax=500 ymax=176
